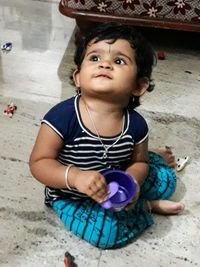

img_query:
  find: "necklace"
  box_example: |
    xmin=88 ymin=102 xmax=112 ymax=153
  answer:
xmin=84 ymin=101 xmax=125 ymax=159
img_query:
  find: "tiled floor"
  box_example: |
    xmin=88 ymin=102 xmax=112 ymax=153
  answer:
xmin=1 ymin=1 xmax=200 ymax=266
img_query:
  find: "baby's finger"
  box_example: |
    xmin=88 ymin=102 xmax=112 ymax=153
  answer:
xmin=91 ymin=188 xmax=108 ymax=203
xmin=94 ymin=180 xmax=108 ymax=194
xmin=96 ymin=180 xmax=107 ymax=190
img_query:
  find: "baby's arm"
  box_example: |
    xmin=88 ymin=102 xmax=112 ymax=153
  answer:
xmin=29 ymin=124 xmax=66 ymax=187
xmin=29 ymin=124 xmax=108 ymax=203
xmin=125 ymin=138 xmax=149 ymax=210
xmin=126 ymin=137 xmax=149 ymax=187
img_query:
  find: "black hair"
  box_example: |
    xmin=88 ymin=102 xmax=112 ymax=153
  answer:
xmin=73 ymin=22 xmax=156 ymax=109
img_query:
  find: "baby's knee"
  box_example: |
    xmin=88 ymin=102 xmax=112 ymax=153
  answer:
xmin=73 ymin=221 xmax=119 ymax=249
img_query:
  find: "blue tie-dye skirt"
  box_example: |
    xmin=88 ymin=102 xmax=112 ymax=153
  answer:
xmin=51 ymin=152 xmax=176 ymax=249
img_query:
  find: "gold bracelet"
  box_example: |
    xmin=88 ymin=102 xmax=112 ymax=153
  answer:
xmin=64 ymin=165 xmax=73 ymax=190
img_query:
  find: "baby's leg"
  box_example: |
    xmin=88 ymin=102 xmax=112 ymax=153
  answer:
xmin=149 ymin=147 xmax=176 ymax=168
xmin=146 ymin=200 xmax=185 ymax=215
xmin=51 ymin=198 xmax=153 ymax=249
xmin=141 ymin=151 xmax=184 ymax=215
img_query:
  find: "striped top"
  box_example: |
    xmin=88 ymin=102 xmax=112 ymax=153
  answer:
xmin=42 ymin=95 xmax=148 ymax=204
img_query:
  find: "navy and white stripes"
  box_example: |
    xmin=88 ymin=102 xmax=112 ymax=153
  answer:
xmin=42 ymin=95 xmax=148 ymax=204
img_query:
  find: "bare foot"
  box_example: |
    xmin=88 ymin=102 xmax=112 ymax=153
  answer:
xmin=147 ymin=200 xmax=185 ymax=215
xmin=150 ymin=147 xmax=176 ymax=168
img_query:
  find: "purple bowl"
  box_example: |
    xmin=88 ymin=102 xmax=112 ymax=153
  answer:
xmin=101 ymin=170 xmax=137 ymax=211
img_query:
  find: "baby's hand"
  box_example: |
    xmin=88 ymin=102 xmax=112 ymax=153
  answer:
xmin=125 ymin=182 xmax=140 ymax=211
xmin=73 ymin=170 xmax=108 ymax=203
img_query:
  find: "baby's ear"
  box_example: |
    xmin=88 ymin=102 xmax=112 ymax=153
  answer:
xmin=133 ymin=77 xmax=150 ymax=96
xmin=72 ymin=69 xmax=80 ymax=88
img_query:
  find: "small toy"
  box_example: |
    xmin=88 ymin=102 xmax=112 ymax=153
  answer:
xmin=1 ymin=42 xmax=12 ymax=51
xmin=100 ymin=170 xmax=137 ymax=212
xmin=157 ymin=50 xmax=165 ymax=60
xmin=64 ymin=251 xmax=78 ymax=267
xmin=176 ymin=156 xmax=189 ymax=172
xmin=3 ymin=102 xmax=17 ymax=118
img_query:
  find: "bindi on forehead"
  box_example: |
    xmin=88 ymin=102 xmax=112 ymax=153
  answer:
xmin=86 ymin=39 xmax=134 ymax=61
xmin=104 ymin=40 xmax=116 ymax=54
xmin=86 ymin=40 xmax=112 ymax=54
xmin=97 ymin=41 xmax=117 ymax=54
xmin=108 ymin=44 xmax=111 ymax=54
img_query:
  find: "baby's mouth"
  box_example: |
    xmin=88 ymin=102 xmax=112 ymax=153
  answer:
xmin=95 ymin=73 xmax=112 ymax=79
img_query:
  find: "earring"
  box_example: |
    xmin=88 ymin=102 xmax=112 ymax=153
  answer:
xmin=76 ymin=88 xmax=81 ymax=95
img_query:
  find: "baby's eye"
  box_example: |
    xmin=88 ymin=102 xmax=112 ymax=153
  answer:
xmin=89 ymin=55 xmax=100 ymax=62
xmin=114 ymin=58 xmax=126 ymax=65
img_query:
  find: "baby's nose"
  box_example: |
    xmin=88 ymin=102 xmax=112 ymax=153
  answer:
xmin=99 ymin=60 xmax=112 ymax=69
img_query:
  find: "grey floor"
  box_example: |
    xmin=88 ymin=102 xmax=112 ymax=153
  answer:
xmin=0 ymin=1 xmax=200 ymax=266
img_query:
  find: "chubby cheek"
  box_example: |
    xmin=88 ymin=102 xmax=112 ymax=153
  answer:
xmin=74 ymin=68 xmax=88 ymax=88
xmin=118 ymin=75 xmax=136 ymax=90
xmin=76 ymin=73 xmax=94 ymax=90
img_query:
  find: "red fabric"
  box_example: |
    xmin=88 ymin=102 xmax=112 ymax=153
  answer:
xmin=63 ymin=0 xmax=200 ymax=22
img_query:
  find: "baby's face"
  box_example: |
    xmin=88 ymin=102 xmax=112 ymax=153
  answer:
xmin=74 ymin=38 xmax=139 ymax=106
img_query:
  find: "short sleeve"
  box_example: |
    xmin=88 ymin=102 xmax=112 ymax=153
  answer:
xmin=128 ymin=110 xmax=148 ymax=144
xmin=42 ymin=97 xmax=75 ymax=139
